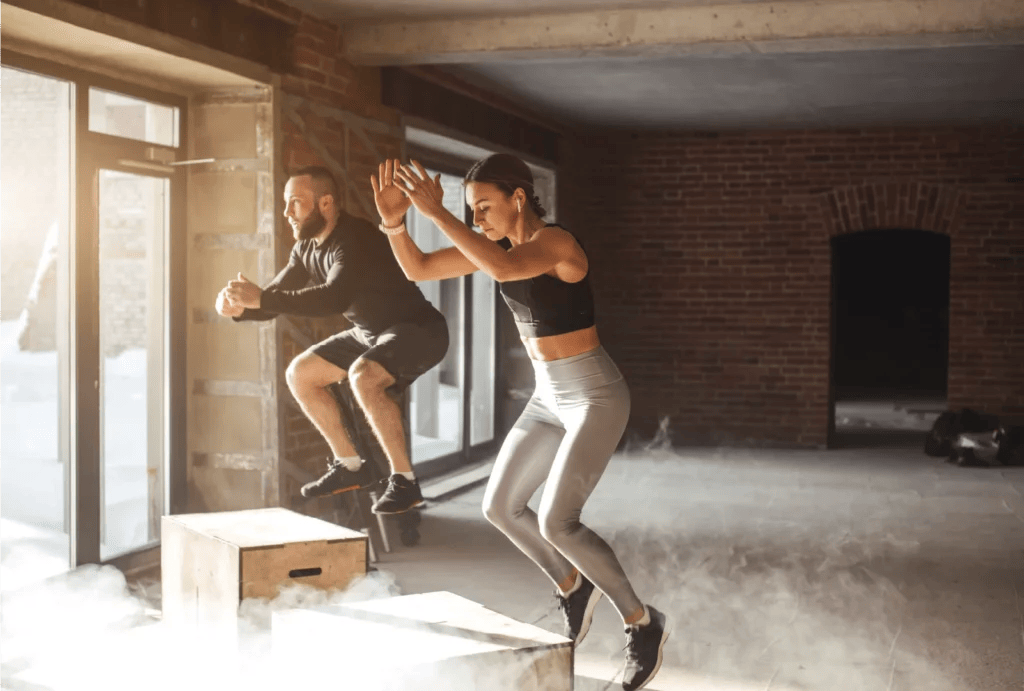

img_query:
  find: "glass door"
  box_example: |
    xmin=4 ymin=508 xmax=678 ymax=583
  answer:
xmin=78 ymin=92 xmax=184 ymax=565
xmin=94 ymin=169 xmax=171 ymax=560
xmin=407 ymin=167 xmax=497 ymax=477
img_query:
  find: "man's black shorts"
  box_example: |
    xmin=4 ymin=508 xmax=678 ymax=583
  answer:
xmin=311 ymin=313 xmax=449 ymax=394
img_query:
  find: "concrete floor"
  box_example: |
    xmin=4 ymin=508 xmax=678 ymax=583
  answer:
xmin=3 ymin=405 xmax=1022 ymax=690
xmin=373 ymin=433 xmax=1024 ymax=690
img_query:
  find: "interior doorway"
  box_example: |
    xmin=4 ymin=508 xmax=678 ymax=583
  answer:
xmin=830 ymin=229 xmax=950 ymax=446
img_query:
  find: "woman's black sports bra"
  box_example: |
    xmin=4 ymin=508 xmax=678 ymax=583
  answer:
xmin=496 ymin=224 xmax=596 ymax=339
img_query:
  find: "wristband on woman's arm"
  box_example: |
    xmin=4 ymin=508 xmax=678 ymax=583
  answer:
xmin=378 ymin=219 xmax=406 ymax=236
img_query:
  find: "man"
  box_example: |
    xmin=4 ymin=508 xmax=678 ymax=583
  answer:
xmin=216 ymin=165 xmax=447 ymax=514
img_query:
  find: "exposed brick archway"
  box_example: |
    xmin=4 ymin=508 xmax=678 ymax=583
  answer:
xmin=821 ymin=182 xmax=965 ymax=446
xmin=821 ymin=181 xmax=968 ymax=237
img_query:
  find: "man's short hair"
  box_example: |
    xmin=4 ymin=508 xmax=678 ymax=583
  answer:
xmin=290 ymin=165 xmax=340 ymax=205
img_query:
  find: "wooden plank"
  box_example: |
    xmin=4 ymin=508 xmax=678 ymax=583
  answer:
xmin=240 ymin=538 xmax=365 ymax=599
xmin=160 ymin=515 xmax=240 ymax=634
xmin=168 ymin=507 xmax=364 ymax=548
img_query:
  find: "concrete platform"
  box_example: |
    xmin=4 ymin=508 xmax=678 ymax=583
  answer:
xmin=272 ymin=591 xmax=572 ymax=690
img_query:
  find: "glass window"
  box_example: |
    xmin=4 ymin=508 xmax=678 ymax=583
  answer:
xmin=1 ymin=66 xmax=73 ymax=587
xmin=88 ymin=87 xmax=179 ymax=147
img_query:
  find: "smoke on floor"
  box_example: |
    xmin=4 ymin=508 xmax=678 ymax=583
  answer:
xmin=1 ymin=553 xmax=558 ymax=691
xmin=581 ymin=419 xmax=965 ymax=691
xmin=3 ymin=417 xmax=968 ymax=691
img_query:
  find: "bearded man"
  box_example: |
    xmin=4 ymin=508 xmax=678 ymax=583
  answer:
xmin=217 ymin=165 xmax=448 ymax=514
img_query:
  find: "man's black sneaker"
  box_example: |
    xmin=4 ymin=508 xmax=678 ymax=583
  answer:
xmin=300 ymin=458 xmax=374 ymax=498
xmin=371 ymin=474 xmax=423 ymax=514
xmin=555 ymin=573 xmax=603 ymax=645
xmin=622 ymin=605 xmax=670 ymax=691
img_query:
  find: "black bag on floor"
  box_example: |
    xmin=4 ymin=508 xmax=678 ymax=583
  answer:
xmin=949 ymin=426 xmax=1024 ymax=468
xmin=924 ymin=408 xmax=1000 ymax=457
xmin=996 ymin=425 xmax=1024 ymax=466
xmin=949 ymin=431 xmax=999 ymax=467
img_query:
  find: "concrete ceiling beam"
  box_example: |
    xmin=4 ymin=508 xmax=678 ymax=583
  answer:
xmin=342 ymin=0 xmax=1024 ymax=65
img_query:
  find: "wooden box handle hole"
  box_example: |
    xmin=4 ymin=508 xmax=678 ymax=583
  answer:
xmin=289 ymin=567 xmax=323 ymax=579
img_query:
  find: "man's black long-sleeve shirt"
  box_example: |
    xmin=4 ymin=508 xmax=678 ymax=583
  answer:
xmin=234 ymin=211 xmax=439 ymax=335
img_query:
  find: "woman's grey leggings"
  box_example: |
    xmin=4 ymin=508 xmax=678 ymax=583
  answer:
xmin=482 ymin=345 xmax=643 ymax=620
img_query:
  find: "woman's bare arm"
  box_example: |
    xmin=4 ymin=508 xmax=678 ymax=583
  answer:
xmin=388 ymin=231 xmax=479 ymax=282
xmin=426 ymin=209 xmax=577 ymax=282
xmin=395 ymin=161 xmax=583 ymax=283
xmin=373 ymin=159 xmax=478 ymax=282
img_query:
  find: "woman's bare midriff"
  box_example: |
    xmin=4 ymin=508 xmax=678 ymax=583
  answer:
xmin=523 ymin=325 xmax=600 ymax=361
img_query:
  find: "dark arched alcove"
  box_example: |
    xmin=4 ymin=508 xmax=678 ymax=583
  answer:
xmin=831 ymin=229 xmax=950 ymax=400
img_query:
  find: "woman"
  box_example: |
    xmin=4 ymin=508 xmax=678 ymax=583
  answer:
xmin=370 ymin=154 xmax=669 ymax=691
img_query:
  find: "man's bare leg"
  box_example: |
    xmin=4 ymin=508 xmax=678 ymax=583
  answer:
xmin=349 ymin=358 xmax=423 ymax=514
xmin=285 ymin=352 xmax=358 ymax=460
xmin=348 ymin=357 xmax=412 ymax=475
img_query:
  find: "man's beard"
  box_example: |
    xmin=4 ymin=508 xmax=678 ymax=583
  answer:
xmin=297 ymin=203 xmax=328 ymax=240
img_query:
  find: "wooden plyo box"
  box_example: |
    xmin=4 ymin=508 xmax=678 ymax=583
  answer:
xmin=272 ymin=591 xmax=573 ymax=691
xmin=161 ymin=507 xmax=366 ymax=632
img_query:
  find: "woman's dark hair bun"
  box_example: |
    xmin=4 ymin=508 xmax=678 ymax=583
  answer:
xmin=465 ymin=153 xmax=547 ymax=217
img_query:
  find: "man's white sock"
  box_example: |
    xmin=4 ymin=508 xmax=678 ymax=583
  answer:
xmin=335 ymin=455 xmax=362 ymax=471
xmin=398 ymin=471 xmax=416 ymax=482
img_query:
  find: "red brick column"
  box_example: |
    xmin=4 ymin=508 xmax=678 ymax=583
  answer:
xmin=274 ymin=9 xmax=406 ymax=493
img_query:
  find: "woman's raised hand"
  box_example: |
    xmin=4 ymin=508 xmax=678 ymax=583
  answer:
xmin=371 ymin=159 xmax=411 ymax=226
xmin=395 ymin=160 xmax=446 ymax=221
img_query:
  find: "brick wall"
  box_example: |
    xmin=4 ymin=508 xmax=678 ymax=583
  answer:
xmin=560 ymin=125 xmax=1024 ymax=447
xmin=275 ymin=9 xmax=406 ymax=494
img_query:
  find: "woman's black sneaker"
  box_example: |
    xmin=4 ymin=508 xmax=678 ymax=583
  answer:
xmin=300 ymin=458 xmax=374 ymax=498
xmin=621 ymin=605 xmax=670 ymax=691
xmin=371 ymin=474 xmax=423 ymax=514
xmin=555 ymin=574 xmax=603 ymax=645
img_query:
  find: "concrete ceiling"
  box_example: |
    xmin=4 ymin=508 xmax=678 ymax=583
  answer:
xmin=290 ymin=0 xmax=1024 ymax=130
xmin=1 ymin=2 xmax=272 ymax=93
xmin=439 ymin=44 xmax=1024 ymax=129
xmin=295 ymin=0 xmax=808 ymax=21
